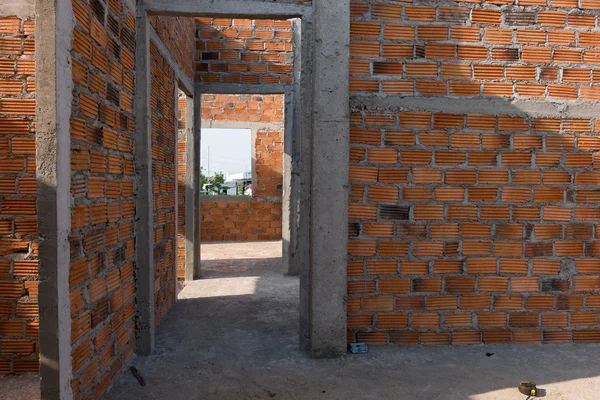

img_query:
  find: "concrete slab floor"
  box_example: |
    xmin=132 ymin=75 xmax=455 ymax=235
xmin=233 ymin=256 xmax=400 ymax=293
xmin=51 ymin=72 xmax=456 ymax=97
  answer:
xmin=0 ymin=374 xmax=39 ymax=400
xmin=99 ymin=240 xmax=600 ymax=400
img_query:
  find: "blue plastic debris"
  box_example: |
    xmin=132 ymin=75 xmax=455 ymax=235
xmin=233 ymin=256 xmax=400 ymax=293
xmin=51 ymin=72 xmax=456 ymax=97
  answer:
xmin=349 ymin=343 xmax=368 ymax=354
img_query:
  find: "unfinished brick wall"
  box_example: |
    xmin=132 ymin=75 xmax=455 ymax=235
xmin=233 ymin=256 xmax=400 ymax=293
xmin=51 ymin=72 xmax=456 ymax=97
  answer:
xmin=0 ymin=15 xmax=37 ymax=375
xmin=69 ymin=0 xmax=136 ymax=395
xmin=177 ymin=95 xmax=187 ymax=280
xmin=149 ymin=16 xmax=196 ymax=81
xmin=200 ymin=94 xmax=283 ymax=241
xmin=202 ymin=94 xmax=284 ymax=123
xmin=348 ymin=0 xmax=600 ymax=345
xmin=150 ymin=41 xmax=177 ymax=323
xmin=195 ymin=18 xmax=293 ymax=84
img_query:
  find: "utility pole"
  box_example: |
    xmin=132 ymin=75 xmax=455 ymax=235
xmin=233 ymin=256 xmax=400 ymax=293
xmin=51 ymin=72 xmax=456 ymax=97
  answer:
xmin=207 ymin=145 xmax=210 ymax=177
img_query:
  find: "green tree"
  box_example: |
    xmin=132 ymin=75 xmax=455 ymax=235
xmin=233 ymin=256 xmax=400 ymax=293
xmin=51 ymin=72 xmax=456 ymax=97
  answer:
xmin=210 ymin=173 xmax=225 ymax=195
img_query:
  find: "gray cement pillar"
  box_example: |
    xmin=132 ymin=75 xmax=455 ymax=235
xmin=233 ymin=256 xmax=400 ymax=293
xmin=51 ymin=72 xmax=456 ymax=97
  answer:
xmin=192 ymin=88 xmax=202 ymax=279
xmin=298 ymin=15 xmax=313 ymax=354
xmin=307 ymin=0 xmax=350 ymax=357
xmin=282 ymin=89 xmax=295 ymax=276
xmin=35 ymin=0 xmax=74 ymax=398
xmin=134 ymin=10 xmax=155 ymax=355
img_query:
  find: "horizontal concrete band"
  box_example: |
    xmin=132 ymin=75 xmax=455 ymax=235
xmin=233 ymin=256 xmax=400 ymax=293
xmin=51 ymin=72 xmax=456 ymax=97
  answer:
xmin=201 ymin=120 xmax=285 ymax=131
xmin=149 ymin=25 xmax=194 ymax=95
xmin=199 ymin=195 xmax=281 ymax=203
xmin=143 ymin=0 xmax=310 ymax=18
xmin=197 ymin=83 xmax=291 ymax=95
xmin=351 ymin=95 xmax=600 ymax=120
xmin=0 ymin=0 xmax=34 ymax=17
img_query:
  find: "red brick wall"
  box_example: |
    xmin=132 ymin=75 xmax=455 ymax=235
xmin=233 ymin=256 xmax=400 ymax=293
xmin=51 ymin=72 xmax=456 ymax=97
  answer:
xmin=350 ymin=1 xmax=600 ymax=98
xmin=200 ymin=94 xmax=283 ymax=242
xmin=0 ymin=15 xmax=37 ymax=375
xmin=202 ymin=94 xmax=284 ymax=123
xmin=195 ymin=18 xmax=293 ymax=84
xmin=177 ymin=96 xmax=186 ymax=280
xmin=149 ymin=16 xmax=196 ymax=81
xmin=69 ymin=0 xmax=136 ymax=396
xmin=348 ymin=0 xmax=600 ymax=345
xmin=150 ymin=41 xmax=177 ymax=323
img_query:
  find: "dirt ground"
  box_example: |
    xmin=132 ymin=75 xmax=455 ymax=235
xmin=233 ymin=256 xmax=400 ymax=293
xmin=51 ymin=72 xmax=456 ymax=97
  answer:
xmin=5 ymin=241 xmax=600 ymax=399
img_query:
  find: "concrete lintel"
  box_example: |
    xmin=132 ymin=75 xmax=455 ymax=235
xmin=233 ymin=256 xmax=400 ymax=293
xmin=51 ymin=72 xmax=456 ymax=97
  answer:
xmin=199 ymin=195 xmax=281 ymax=204
xmin=0 ymin=0 xmax=35 ymax=17
xmin=35 ymin=0 xmax=74 ymax=398
xmin=201 ymin=119 xmax=284 ymax=131
xmin=143 ymin=0 xmax=310 ymax=18
xmin=351 ymin=95 xmax=600 ymax=119
xmin=134 ymin=11 xmax=155 ymax=355
xmin=308 ymin=0 xmax=350 ymax=358
xmin=149 ymin=25 xmax=194 ymax=96
xmin=193 ymin=87 xmax=202 ymax=279
xmin=197 ymin=83 xmax=291 ymax=95
xmin=184 ymin=94 xmax=196 ymax=283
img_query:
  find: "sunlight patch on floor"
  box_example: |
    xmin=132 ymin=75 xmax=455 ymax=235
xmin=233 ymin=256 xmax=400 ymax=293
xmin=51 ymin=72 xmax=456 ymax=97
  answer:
xmin=178 ymin=276 xmax=258 ymax=299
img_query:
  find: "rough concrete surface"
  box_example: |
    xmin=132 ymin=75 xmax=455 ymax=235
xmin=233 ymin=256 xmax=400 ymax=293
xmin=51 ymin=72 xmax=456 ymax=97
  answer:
xmin=1 ymin=374 xmax=39 ymax=400
xmin=103 ymin=241 xmax=600 ymax=400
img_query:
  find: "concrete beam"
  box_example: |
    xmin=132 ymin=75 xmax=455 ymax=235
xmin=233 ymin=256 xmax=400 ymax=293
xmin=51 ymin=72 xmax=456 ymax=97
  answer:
xmin=196 ymin=83 xmax=290 ymax=95
xmin=351 ymin=95 xmax=600 ymax=119
xmin=308 ymin=0 xmax=350 ymax=357
xmin=193 ymin=87 xmax=202 ymax=279
xmin=0 ymin=0 xmax=34 ymax=17
xmin=143 ymin=0 xmax=310 ymax=18
xmin=149 ymin=25 xmax=194 ymax=96
xmin=184 ymin=94 xmax=197 ymax=283
xmin=200 ymin=120 xmax=284 ymax=131
xmin=134 ymin=11 xmax=155 ymax=355
xmin=35 ymin=0 xmax=74 ymax=398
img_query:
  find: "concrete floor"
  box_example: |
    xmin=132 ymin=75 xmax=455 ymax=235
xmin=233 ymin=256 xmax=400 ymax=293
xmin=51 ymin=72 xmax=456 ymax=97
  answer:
xmin=104 ymin=241 xmax=600 ymax=400
xmin=6 ymin=241 xmax=600 ymax=399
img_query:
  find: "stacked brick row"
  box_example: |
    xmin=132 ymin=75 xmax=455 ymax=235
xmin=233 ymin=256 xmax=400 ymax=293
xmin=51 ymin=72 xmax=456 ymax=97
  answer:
xmin=69 ymin=0 xmax=137 ymax=396
xmin=195 ymin=18 xmax=293 ymax=84
xmin=150 ymin=41 xmax=177 ymax=323
xmin=0 ymin=15 xmax=37 ymax=374
xmin=350 ymin=0 xmax=600 ymax=99
xmin=202 ymin=94 xmax=284 ymax=123
xmin=177 ymin=95 xmax=186 ymax=280
xmin=149 ymin=16 xmax=196 ymax=81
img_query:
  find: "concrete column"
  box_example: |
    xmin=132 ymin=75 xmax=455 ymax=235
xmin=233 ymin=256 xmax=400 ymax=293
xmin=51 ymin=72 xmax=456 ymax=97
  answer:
xmin=35 ymin=0 xmax=74 ymax=398
xmin=192 ymin=88 xmax=202 ymax=279
xmin=134 ymin=10 xmax=155 ymax=355
xmin=282 ymin=89 xmax=294 ymax=275
xmin=184 ymin=96 xmax=195 ymax=282
xmin=308 ymin=0 xmax=350 ymax=357
xmin=298 ymin=15 xmax=313 ymax=353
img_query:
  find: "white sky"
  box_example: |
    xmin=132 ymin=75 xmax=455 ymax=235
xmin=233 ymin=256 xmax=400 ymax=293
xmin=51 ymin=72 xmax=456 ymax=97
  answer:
xmin=200 ymin=128 xmax=252 ymax=178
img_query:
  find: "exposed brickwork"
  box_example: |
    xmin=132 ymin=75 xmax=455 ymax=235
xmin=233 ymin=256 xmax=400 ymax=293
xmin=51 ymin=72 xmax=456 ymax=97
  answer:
xmin=150 ymin=41 xmax=177 ymax=323
xmin=195 ymin=18 xmax=293 ymax=84
xmin=149 ymin=16 xmax=196 ymax=81
xmin=69 ymin=0 xmax=136 ymax=396
xmin=350 ymin=1 xmax=600 ymax=99
xmin=201 ymin=200 xmax=282 ymax=242
xmin=177 ymin=95 xmax=186 ymax=280
xmin=348 ymin=109 xmax=600 ymax=345
xmin=348 ymin=0 xmax=600 ymax=345
xmin=200 ymin=94 xmax=283 ymax=242
xmin=202 ymin=94 xmax=284 ymax=123
xmin=0 ymin=15 xmax=37 ymax=375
